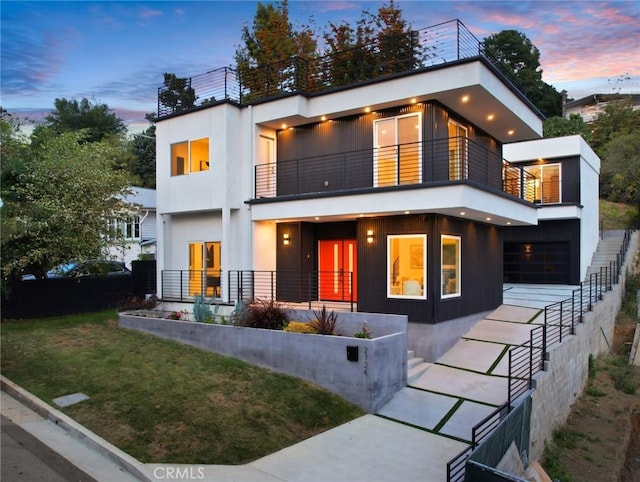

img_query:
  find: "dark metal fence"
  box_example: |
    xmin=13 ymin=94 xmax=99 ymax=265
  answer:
xmin=157 ymin=19 xmax=526 ymax=119
xmin=161 ymin=269 xmax=355 ymax=312
xmin=447 ymin=228 xmax=634 ymax=481
xmin=255 ymin=138 xmax=537 ymax=202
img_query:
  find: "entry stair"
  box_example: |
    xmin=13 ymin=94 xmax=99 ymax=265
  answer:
xmin=407 ymin=350 xmax=431 ymax=384
xmin=584 ymin=232 xmax=625 ymax=281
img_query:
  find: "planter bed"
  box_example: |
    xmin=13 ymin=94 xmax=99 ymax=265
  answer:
xmin=118 ymin=310 xmax=407 ymax=412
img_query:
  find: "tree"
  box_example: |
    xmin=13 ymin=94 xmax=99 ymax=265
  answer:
xmin=130 ymin=113 xmax=157 ymax=188
xmin=235 ymin=0 xmax=317 ymax=99
xmin=483 ymin=30 xmax=562 ymax=118
xmin=600 ymin=133 xmax=640 ymax=211
xmin=31 ymin=97 xmax=127 ymax=144
xmin=1 ymin=130 xmax=132 ymax=279
xmin=158 ymin=73 xmax=197 ymax=114
xmin=590 ymin=97 xmax=640 ymax=155
xmin=322 ymin=1 xmax=420 ymax=86
xmin=543 ymin=114 xmax=591 ymax=141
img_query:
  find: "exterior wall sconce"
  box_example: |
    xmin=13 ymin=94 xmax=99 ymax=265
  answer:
xmin=283 ymin=233 xmax=290 ymax=246
xmin=366 ymin=229 xmax=374 ymax=244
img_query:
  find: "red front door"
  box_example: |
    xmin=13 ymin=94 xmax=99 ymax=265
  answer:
xmin=318 ymin=240 xmax=357 ymax=302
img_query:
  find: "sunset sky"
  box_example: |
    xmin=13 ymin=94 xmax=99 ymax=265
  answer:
xmin=2 ymin=0 xmax=638 ymax=131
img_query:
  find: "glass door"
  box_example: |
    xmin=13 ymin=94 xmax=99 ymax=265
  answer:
xmin=374 ymin=113 xmax=421 ymax=187
xmin=448 ymin=120 xmax=468 ymax=180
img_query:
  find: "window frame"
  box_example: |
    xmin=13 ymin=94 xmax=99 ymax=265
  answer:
xmin=387 ymin=234 xmax=427 ymax=300
xmin=441 ymin=234 xmax=461 ymax=299
xmin=171 ymin=138 xmax=210 ymax=176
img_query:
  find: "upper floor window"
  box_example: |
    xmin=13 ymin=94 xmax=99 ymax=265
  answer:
xmin=374 ymin=113 xmax=422 ymax=187
xmin=524 ymin=163 xmax=561 ymax=204
xmin=171 ymin=138 xmax=210 ymax=176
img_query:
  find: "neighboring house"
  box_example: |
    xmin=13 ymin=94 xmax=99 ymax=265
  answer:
xmin=563 ymin=93 xmax=640 ymax=123
xmin=154 ymin=20 xmax=599 ymax=325
xmin=108 ymin=187 xmax=157 ymax=268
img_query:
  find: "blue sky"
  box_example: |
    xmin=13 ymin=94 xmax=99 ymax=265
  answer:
xmin=2 ymin=0 xmax=639 ymax=131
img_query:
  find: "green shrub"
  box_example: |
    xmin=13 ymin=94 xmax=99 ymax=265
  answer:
xmin=284 ymin=321 xmax=318 ymax=334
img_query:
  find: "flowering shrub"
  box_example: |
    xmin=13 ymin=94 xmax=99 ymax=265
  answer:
xmin=167 ymin=310 xmax=188 ymax=320
xmin=354 ymin=321 xmax=373 ymax=339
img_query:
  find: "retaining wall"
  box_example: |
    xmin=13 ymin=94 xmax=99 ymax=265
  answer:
xmin=118 ymin=310 xmax=407 ymax=413
xmin=528 ymin=231 xmax=639 ymax=461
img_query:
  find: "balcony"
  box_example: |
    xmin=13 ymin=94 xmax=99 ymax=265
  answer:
xmin=254 ymin=137 xmax=537 ymax=203
xmin=157 ymin=19 xmax=525 ymax=119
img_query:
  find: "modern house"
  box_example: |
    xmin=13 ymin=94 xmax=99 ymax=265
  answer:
xmin=108 ymin=186 xmax=157 ymax=268
xmin=154 ymin=20 xmax=598 ymax=327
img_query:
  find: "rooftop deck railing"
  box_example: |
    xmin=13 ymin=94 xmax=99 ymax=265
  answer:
xmin=255 ymin=137 xmax=537 ymax=202
xmin=158 ymin=19 xmax=524 ymax=118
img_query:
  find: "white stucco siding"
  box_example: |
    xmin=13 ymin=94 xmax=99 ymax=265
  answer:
xmin=165 ymin=213 xmax=223 ymax=270
xmin=156 ymin=104 xmax=250 ymax=215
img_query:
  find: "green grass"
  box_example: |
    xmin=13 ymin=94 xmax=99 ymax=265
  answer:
xmin=1 ymin=311 xmax=363 ymax=464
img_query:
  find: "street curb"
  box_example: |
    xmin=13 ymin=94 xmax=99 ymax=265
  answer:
xmin=0 ymin=375 xmax=151 ymax=482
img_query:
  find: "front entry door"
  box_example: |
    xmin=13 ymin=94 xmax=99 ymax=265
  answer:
xmin=318 ymin=240 xmax=357 ymax=302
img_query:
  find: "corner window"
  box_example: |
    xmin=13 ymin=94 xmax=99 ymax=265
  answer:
xmin=388 ymin=234 xmax=426 ymax=299
xmin=171 ymin=138 xmax=210 ymax=176
xmin=524 ymin=163 xmax=561 ymax=204
xmin=441 ymin=235 xmax=461 ymax=298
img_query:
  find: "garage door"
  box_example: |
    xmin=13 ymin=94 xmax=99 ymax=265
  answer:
xmin=503 ymin=242 xmax=570 ymax=284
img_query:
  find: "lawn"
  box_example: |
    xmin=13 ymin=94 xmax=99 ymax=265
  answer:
xmin=0 ymin=310 xmax=364 ymax=464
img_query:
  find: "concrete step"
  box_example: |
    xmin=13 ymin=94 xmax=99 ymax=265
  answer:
xmin=408 ymin=357 xmax=424 ymax=370
xmin=407 ymin=361 xmax=432 ymax=385
xmin=407 ymin=350 xmax=415 ymax=360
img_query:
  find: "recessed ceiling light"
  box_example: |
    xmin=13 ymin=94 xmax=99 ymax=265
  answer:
xmin=487 ymin=114 xmax=495 ymax=121
xmin=365 ymin=107 xmax=371 ymax=113
xmin=460 ymin=211 xmax=466 ymax=216
xmin=404 ymin=211 xmax=410 ymax=215
xmin=461 ymin=95 xmax=470 ymax=103
xmin=321 ymin=115 xmax=327 ymax=121
xmin=410 ymin=98 xmax=417 ymax=104
xmin=508 ymin=129 xmax=515 ymax=136
xmin=486 ymin=217 xmax=492 ymax=221
xmin=506 ymin=222 xmax=512 ymax=225
xmin=281 ymin=123 xmax=287 ymax=129
xmin=315 ymin=216 xmax=320 ymax=220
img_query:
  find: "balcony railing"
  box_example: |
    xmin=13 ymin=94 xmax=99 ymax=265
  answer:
xmin=161 ymin=270 xmax=222 ymax=301
xmin=158 ymin=19 xmax=525 ymax=118
xmin=255 ymin=137 xmax=537 ymax=202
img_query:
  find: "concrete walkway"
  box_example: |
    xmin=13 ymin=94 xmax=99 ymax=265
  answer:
xmin=1 ymin=284 xmax=579 ymax=482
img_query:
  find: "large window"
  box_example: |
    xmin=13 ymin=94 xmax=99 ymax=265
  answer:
xmin=388 ymin=234 xmax=426 ymax=299
xmin=524 ymin=163 xmax=561 ymax=204
xmin=374 ymin=113 xmax=422 ymax=187
xmin=441 ymin=235 xmax=461 ymax=298
xmin=171 ymin=138 xmax=210 ymax=176
xmin=111 ymin=216 xmax=140 ymax=240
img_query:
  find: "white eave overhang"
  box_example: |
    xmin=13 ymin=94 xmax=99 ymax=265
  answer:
xmin=250 ymin=184 xmax=538 ymax=227
xmin=251 ymin=58 xmax=543 ymax=143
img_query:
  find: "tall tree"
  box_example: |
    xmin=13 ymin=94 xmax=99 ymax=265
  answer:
xmin=31 ymin=97 xmax=127 ymax=144
xmin=483 ymin=30 xmax=562 ymax=118
xmin=600 ymin=133 xmax=640 ymax=211
xmin=235 ymin=0 xmax=317 ymax=99
xmin=322 ymin=1 xmax=420 ymax=86
xmin=158 ymin=73 xmax=197 ymax=115
xmin=1 ymin=130 xmax=132 ymax=279
xmin=130 ymin=113 xmax=157 ymax=188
